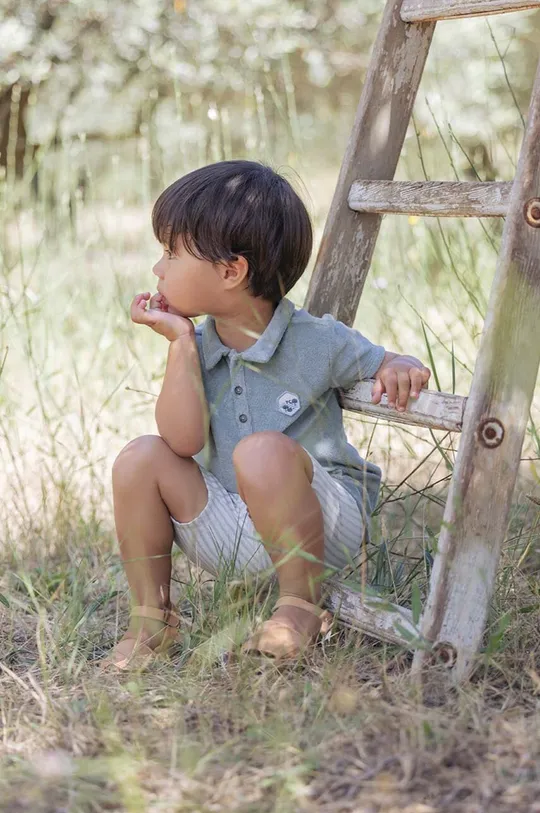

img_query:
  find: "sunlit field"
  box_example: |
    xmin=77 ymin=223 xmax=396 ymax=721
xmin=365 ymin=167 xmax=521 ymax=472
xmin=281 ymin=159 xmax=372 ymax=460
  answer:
xmin=1 ymin=8 xmax=540 ymax=811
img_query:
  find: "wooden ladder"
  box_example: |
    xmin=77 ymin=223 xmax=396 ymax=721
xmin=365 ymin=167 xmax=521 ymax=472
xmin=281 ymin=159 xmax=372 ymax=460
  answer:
xmin=317 ymin=0 xmax=540 ymax=682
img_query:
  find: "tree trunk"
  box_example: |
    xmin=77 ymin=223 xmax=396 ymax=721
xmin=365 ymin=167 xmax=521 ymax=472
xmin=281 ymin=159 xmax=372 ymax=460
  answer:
xmin=0 ymin=84 xmax=32 ymax=180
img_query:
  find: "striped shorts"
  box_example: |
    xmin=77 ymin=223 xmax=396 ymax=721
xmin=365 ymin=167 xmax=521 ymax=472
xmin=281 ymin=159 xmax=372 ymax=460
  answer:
xmin=170 ymin=452 xmax=366 ymax=579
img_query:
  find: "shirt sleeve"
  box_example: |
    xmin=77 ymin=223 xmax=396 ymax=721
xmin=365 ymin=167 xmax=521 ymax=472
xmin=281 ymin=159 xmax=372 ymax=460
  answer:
xmin=325 ymin=316 xmax=386 ymax=389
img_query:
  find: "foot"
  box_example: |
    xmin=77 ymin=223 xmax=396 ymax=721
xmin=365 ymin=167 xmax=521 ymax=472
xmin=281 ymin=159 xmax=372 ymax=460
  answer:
xmin=270 ymin=604 xmax=323 ymax=639
xmin=242 ymin=595 xmax=332 ymax=661
xmin=101 ymin=606 xmax=181 ymax=670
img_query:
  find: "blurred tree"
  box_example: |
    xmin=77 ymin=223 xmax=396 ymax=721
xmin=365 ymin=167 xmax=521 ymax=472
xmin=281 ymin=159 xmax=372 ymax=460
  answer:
xmin=0 ymin=1 xmax=56 ymax=177
xmin=0 ymin=0 xmax=537 ymax=180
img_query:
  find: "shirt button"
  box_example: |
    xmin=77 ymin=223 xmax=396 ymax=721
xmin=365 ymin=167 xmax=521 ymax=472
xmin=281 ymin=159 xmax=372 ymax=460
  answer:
xmin=234 ymin=386 xmax=243 ymax=395
xmin=239 ymin=414 xmax=248 ymax=423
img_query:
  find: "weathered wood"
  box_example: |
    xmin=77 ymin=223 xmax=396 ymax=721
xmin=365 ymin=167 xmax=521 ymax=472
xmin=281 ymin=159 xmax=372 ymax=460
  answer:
xmin=412 ymin=57 xmax=540 ymax=683
xmin=303 ymin=0 xmax=435 ymax=325
xmin=401 ymin=0 xmax=540 ymax=21
xmin=189 ymin=581 xmax=419 ymax=663
xmin=341 ymin=380 xmax=466 ymax=431
xmin=348 ymin=180 xmax=512 ymax=218
xmin=325 ymin=579 xmax=418 ymax=647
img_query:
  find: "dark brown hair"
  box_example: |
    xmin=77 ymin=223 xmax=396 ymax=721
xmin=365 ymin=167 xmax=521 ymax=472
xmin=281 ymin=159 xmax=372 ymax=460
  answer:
xmin=152 ymin=160 xmax=313 ymax=303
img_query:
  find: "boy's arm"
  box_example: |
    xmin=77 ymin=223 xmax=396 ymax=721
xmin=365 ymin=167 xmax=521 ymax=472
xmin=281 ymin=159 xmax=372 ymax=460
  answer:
xmin=130 ymin=291 xmax=208 ymax=457
xmin=155 ymin=334 xmax=209 ymax=458
xmin=326 ymin=317 xmax=430 ymax=411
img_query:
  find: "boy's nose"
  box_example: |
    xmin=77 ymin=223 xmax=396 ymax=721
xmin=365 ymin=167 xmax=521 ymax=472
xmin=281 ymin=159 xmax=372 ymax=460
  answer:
xmin=152 ymin=263 xmax=163 ymax=279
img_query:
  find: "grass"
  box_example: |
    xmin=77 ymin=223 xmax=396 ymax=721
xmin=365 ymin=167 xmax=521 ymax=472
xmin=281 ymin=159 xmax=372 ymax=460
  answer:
xmin=1 ymin=562 xmax=540 ymax=812
xmin=2 ymin=27 xmax=540 ymax=809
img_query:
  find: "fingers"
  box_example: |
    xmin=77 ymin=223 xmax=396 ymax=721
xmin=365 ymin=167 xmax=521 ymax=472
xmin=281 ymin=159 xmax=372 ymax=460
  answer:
xmin=374 ymin=364 xmax=432 ymax=413
xmin=130 ymin=292 xmax=152 ymax=324
xmin=131 ymin=292 xmax=150 ymax=314
xmin=409 ymin=368 xmax=424 ymax=398
xmin=374 ymin=371 xmax=399 ymax=410
xmin=376 ymin=368 xmax=418 ymax=411
xmin=149 ymin=292 xmax=164 ymax=310
xmin=385 ymin=370 xmax=398 ymax=410
xmin=371 ymin=378 xmax=384 ymax=404
xmin=149 ymin=292 xmax=176 ymax=313
xmin=396 ymin=371 xmax=411 ymax=410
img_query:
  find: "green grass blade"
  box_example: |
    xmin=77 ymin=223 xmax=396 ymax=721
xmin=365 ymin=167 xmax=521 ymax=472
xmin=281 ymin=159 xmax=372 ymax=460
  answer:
xmin=422 ymin=320 xmax=441 ymax=392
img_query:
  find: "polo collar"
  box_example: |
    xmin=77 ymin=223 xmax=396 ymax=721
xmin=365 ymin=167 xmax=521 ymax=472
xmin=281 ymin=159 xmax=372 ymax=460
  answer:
xmin=201 ymin=298 xmax=295 ymax=371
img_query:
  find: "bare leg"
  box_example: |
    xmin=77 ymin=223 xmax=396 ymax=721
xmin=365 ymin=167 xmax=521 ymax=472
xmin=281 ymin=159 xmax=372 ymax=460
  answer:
xmin=110 ymin=434 xmax=207 ymax=653
xmin=233 ymin=432 xmax=325 ymax=637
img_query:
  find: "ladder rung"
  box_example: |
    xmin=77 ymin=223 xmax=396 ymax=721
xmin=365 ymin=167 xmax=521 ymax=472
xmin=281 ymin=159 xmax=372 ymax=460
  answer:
xmin=401 ymin=0 xmax=540 ymax=22
xmin=340 ymin=380 xmax=466 ymax=432
xmin=325 ymin=579 xmax=418 ymax=647
xmin=348 ymin=180 xmax=512 ymax=217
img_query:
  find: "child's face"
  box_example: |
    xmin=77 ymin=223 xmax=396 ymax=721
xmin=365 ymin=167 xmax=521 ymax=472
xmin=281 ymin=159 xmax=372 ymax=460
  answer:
xmin=152 ymin=235 xmax=222 ymax=317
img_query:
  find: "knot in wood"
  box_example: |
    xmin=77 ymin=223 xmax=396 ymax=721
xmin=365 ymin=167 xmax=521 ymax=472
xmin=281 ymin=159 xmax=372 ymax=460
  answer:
xmin=478 ymin=418 xmax=504 ymax=449
xmin=524 ymin=198 xmax=540 ymax=227
xmin=432 ymin=641 xmax=457 ymax=669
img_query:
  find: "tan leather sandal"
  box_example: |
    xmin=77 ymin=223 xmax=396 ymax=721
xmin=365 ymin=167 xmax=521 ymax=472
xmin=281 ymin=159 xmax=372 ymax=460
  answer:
xmin=100 ymin=605 xmax=182 ymax=671
xmin=241 ymin=595 xmax=333 ymax=662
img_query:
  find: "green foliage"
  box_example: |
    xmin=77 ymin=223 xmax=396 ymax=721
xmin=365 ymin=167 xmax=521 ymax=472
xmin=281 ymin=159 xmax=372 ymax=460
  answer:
xmin=1 ymin=0 xmax=538 ymax=151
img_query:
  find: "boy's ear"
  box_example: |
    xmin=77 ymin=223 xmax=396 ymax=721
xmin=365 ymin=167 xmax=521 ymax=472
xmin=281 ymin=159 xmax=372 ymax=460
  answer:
xmin=218 ymin=255 xmax=249 ymax=290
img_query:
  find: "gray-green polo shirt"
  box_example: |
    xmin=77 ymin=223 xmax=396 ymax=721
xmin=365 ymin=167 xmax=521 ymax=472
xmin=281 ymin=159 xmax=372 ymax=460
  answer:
xmin=193 ymin=298 xmax=386 ymax=519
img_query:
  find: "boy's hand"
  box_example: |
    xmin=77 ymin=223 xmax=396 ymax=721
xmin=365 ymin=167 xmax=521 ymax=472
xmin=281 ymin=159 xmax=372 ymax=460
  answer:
xmin=371 ymin=355 xmax=431 ymax=412
xmin=148 ymin=292 xmax=183 ymax=316
xmin=130 ymin=292 xmax=194 ymax=342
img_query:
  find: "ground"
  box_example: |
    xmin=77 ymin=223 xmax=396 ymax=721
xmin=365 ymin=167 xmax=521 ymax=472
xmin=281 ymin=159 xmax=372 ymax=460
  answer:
xmin=1 ymin=555 xmax=540 ymax=812
xmin=1 ymin=157 xmax=540 ymax=811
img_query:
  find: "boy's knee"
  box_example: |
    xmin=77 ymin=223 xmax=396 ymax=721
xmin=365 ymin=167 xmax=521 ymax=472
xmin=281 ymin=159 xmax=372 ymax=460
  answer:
xmin=233 ymin=432 xmax=307 ymax=486
xmin=112 ymin=434 xmax=168 ymax=484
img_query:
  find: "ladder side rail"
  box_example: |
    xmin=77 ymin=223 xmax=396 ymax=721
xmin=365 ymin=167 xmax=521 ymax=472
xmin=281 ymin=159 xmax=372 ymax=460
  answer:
xmin=303 ymin=0 xmax=435 ymax=325
xmin=401 ymin=0 xmax=540 ymax=22
xmin=412 ymin=57 xmax=540 ymax=682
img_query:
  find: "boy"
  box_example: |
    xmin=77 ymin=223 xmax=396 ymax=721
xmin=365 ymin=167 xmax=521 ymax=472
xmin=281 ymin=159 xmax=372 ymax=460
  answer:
xmin=104 ymin=160 xmax=430 ymax=670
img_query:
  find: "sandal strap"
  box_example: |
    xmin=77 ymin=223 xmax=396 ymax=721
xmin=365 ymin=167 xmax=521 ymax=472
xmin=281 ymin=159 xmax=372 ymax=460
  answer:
xmin=130 ymin=605 xmax=181 ymax=628
xmin=274 ymin=595 xmax=326 ymax=618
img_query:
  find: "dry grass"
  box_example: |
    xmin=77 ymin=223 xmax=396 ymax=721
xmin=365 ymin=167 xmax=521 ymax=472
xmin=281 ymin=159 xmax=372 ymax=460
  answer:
xmin=1 ymin=554 xmax=540 ymax=812
xmin=2 ymin=126 xmax=540 ymax=809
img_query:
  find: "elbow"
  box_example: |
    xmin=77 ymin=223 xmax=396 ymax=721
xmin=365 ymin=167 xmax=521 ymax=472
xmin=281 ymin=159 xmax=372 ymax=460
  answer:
xmin=158 ymin=429 xmax=206 ymax=459
xmin=170 ymin=440 xmax=206 ymax=458
xmin=155 ymin=404 xmax=206 ymax=458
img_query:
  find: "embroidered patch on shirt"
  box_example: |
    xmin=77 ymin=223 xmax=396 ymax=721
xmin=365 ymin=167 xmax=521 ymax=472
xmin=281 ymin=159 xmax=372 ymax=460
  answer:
xmin=277 ymin=391 xmax=301 ymax=416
